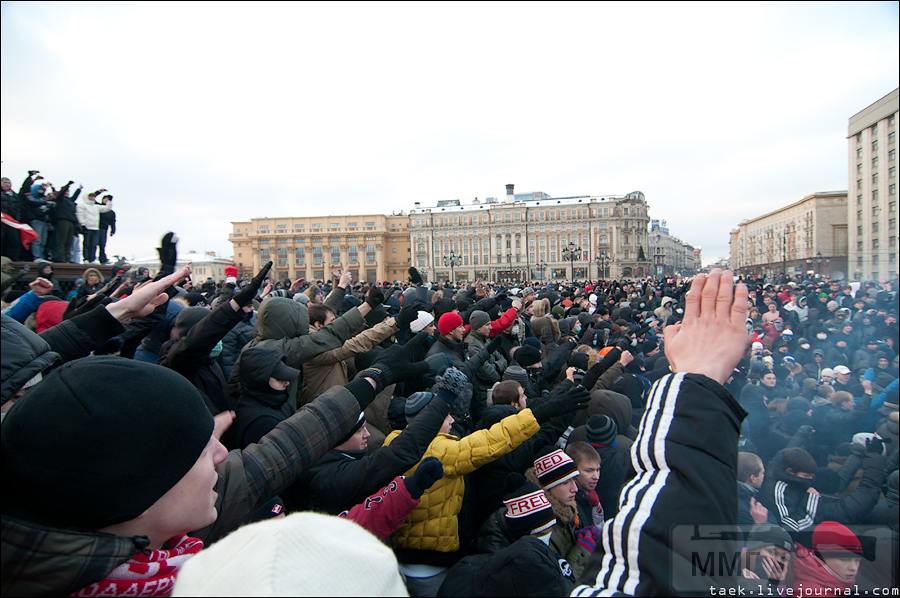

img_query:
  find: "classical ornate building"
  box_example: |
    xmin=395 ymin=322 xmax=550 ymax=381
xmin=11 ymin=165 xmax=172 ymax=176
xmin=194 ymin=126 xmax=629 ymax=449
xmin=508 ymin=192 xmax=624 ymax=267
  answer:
xmin=229 ymin=214 xmax=409 ymax=283
xmin=729 ymin=191 xmax=848 ymax=278
xmin=648 ymin=220 xmax=702 ymax=276
xmin=408 ymin=185 xmax=651 ymax=282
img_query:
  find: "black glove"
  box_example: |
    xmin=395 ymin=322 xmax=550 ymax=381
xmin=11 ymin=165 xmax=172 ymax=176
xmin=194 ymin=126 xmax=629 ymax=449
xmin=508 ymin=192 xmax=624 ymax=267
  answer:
xmin=530 ymin=385 xmax=590 ymax=424
xmin=408 ymin=267 xmax=424 ymax=286
xmin=156 ymin=232 xmax=178 ymax=277
xmin=486 ymin=335 xmax=503 ymax=354
xmin=403 ymin=457 xmax=444 ymax=499
xmin=366 ymin=286 xmax=385 ymax=308
xmin=579 ymin=348 xmax=622 ymax=391
xmin=356 ymin=342 xmax=430 ymax=391
xmin=233 ymin=261 xmax=272 ymax=307
xmin=866 ymin=436 xmax=885 ymax=455
xmin=397 ymin=302 xmax=420 ymax=332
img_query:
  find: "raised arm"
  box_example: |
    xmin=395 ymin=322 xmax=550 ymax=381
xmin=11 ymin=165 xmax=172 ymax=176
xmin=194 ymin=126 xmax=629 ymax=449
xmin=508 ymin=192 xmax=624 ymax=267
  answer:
xmin=574 ymin=269 xmax=750 ymax=597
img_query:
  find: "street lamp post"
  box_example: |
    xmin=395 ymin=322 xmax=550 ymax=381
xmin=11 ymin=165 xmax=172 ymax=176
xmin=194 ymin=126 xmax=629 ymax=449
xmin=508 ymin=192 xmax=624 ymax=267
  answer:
xmin=538 ymin=260 xmax=547 ymax=284
xmin=593 ymin=251 xmax=608 ymax=279
xmin=561 ymin=242 xmax=582 ymax=282
xmin=443 ymin=250 xmax=461 ymax=284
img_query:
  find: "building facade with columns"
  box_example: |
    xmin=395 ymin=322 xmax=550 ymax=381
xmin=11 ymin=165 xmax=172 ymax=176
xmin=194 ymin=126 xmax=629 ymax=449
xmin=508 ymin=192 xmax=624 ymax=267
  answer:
xmin=648 ymin=220 xmax=702 ymax=277
xmin=229 ymin=214 xmax=409 ymax=283
xmin=847 ymin=87 xmax=898 ymax=282
xmin=729 ymin=191 xmax=849 ymax=278
xmin=408 ymin=185 xmax=651 ymax=283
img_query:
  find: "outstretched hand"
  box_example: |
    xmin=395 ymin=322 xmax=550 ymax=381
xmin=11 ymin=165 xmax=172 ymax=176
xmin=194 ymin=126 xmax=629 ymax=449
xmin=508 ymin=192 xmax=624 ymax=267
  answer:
xmin=663 ymin=269 xmax=749 ymax=385
xmin=105 ymin=264 xmax=191 ymax=324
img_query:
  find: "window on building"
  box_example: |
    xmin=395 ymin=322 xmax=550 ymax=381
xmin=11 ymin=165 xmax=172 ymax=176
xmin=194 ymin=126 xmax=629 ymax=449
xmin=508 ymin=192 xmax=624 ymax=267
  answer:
xmin=366 ymin=245 xmax=376 ymax=263
xmin=294 ymin=247 xmax=305 ymax=265
xmin=276 ymin=224 xmax=287 ymax=230
xmin=890 ymin=115 xmax=896 ymax=127
xmin=347 ymin=222 xmax=358 ymax=230
xmin=857 ymin=194 xmax=863 ymax=205
xmin=890 ymin=166 xmax=896 ymax=178
xmin=890 ymin=183 xmax=896 ymax=196
xmin=857 ymin=148 xmax=863 ymax=159
xmin=856 ymin=132 xmax=862 ymax=142
xmin=294 ymin=223 xmax=305 ymax=230
xmin=331 ymin=246 xmax=341 ymax=264
xmin=873 ymin=239 xmax=880 ymax=250
xmin=313 ymin=247 xmax=323 ymax=265
xmin=873 ymin=190 xmax=879 ymax=200
xmin=873 ymin=139 xmax=879 ymax=152
xmin=365 ymin=222 xmax=376 ymax=230
xmin=873 ymin=156 xmax=879 ymax=167
xmin=260 ymin=249 xmax=270 ymax=261
xmin=873 ymin=173 xmax=879 ymax=184
xmin=890 ymin=149 xmax=896 ymax=161
xmin=889 ymin=131 xmax=896 ymax=144
xmin=330 ymin=223 xmax=340 ymax=230
xmin=858 ymin=225 xmax=863 ymax=236
xmin=349 ymin=245 xmax=358 ymax=264
xmin=312 ymin=223 xmax=322 ymax=230
xmin=858 ymin=241 xmax=864 ymax=251
xmin=277 ymin=247 xmax=288 ymax=267
xmin=259 ymin=239 xmax=270 ymax=246
xmin=873 ymin=222 xmax=880 ymax=233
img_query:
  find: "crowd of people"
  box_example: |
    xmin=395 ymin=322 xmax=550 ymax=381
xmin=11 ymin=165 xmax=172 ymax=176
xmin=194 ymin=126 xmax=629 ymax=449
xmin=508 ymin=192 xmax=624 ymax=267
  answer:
xmin=1 ymin=226 xmax=897 ymax=597
xmin=1 ymin=170 xmax=117 ymax=264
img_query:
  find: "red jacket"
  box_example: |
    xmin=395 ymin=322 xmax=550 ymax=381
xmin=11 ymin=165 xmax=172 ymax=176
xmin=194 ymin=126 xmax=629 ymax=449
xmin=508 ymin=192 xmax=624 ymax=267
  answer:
xmin=462 ymin=307 xmax=519 ymax=338
xmin=791 ymin=545 xmax=856 ymax=594
xmin=339 ymin=476 xmax=418 ymax=541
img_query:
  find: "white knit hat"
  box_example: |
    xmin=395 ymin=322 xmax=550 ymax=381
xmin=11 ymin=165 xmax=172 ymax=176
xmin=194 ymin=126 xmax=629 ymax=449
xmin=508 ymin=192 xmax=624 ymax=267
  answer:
xmin=173 ymin=512 xmax=408 ymax=597
xmin=410 ymin=310 xmax=434 ymax=333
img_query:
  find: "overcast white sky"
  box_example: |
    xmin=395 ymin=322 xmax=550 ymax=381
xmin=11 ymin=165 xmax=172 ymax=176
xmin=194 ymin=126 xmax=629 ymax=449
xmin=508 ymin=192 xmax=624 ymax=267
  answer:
xmin=2 ymin=1 xmax=898 ymax=264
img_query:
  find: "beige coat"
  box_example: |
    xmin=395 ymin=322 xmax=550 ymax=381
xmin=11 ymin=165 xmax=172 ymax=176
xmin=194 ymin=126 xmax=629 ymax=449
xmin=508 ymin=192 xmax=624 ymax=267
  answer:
xmin=300 ymin=318 xmax=398 ymax=405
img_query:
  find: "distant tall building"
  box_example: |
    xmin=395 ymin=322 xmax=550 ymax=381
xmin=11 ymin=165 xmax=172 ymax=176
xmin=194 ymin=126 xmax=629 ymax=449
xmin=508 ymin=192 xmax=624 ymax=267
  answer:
xmin=648 ymin=219 xmax=701 ymax=276
xmin=408 ymin=185 xmax=652 ymax=282
xmin=847 ymin=88 xmax=899 ymax=281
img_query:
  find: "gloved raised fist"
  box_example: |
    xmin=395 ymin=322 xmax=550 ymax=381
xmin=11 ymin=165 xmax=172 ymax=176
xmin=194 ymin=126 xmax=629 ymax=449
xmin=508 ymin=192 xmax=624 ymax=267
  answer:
xmin=366 ymin=286 xmax=385 ymax=308
xmin=403 ymin=457 xmax=444 ymax=499
xmin=233 ymin=261 xmax=273 ymax=307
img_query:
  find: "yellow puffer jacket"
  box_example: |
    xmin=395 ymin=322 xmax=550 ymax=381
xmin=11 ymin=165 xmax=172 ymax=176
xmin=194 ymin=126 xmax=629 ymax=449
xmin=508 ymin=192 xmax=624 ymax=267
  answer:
xmin=384 ymin=408 xmax=540 ymax=552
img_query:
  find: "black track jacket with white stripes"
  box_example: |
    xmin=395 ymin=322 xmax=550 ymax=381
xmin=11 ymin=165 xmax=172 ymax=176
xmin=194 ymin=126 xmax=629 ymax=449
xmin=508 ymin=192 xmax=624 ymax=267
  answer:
xmin=572 ymin=373 xmax=747 ymax=597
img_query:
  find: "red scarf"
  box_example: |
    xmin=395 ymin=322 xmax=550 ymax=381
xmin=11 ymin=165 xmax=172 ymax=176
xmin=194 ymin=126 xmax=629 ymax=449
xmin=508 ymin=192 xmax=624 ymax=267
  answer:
xmin=71 ymin=535 xmax=203 ymax=597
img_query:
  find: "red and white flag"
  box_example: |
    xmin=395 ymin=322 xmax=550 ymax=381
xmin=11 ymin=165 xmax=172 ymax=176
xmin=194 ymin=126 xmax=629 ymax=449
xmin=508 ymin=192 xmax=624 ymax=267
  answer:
xmin=0 ymin=212 xmax=38 ymax=249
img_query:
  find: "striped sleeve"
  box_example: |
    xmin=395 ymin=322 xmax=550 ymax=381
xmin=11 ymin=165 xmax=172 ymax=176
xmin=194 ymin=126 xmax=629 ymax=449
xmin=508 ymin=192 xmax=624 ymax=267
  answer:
xmin=572 ymin=373 xmax=747 ymax=597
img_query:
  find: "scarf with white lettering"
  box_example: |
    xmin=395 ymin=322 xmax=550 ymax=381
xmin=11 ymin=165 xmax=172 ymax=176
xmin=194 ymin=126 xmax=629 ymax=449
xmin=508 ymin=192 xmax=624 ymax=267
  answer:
xmin=71 ymin=535 xmax=203 ymax=597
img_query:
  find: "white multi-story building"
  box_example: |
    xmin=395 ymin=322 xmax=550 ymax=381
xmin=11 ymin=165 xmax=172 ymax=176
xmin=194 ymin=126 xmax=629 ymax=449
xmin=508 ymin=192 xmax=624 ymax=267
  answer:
xmin=648 ymin=220 xmax=702 ymax=276
xmin=408 ymin=184 xmax=652 ymax=282
xmin=847 ymin=87 xmax=899 ymax=281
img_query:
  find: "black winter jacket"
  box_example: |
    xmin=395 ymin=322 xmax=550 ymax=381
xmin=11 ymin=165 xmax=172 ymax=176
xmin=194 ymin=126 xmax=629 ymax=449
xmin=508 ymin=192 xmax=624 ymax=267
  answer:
xmin=160 ymin=301 xmax=244 ymax=414
xmin=304 ymin=398 xmax=450 ymax=514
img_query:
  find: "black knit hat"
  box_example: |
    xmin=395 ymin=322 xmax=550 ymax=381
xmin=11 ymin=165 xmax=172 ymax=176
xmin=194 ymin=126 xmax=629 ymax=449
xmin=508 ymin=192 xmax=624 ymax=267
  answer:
xmin=515 ymin=345 xmax=542 ymax=368
xmin=3 ymin=356 xmax=214 ymax=529
xmin=503 ymin=477 xmax=557 ymax=538
xmin=336 ymin=412 xmax=367 ymax=445
xmin=175 ymin=306 xmax=210 ymax=337
xmin=586 ymin=414 xmax=617 ymax=445
xmin=746 ymin=523 xmax=794 ymax=552
xmin=533 ymin=449 xmax=579 ymax=490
